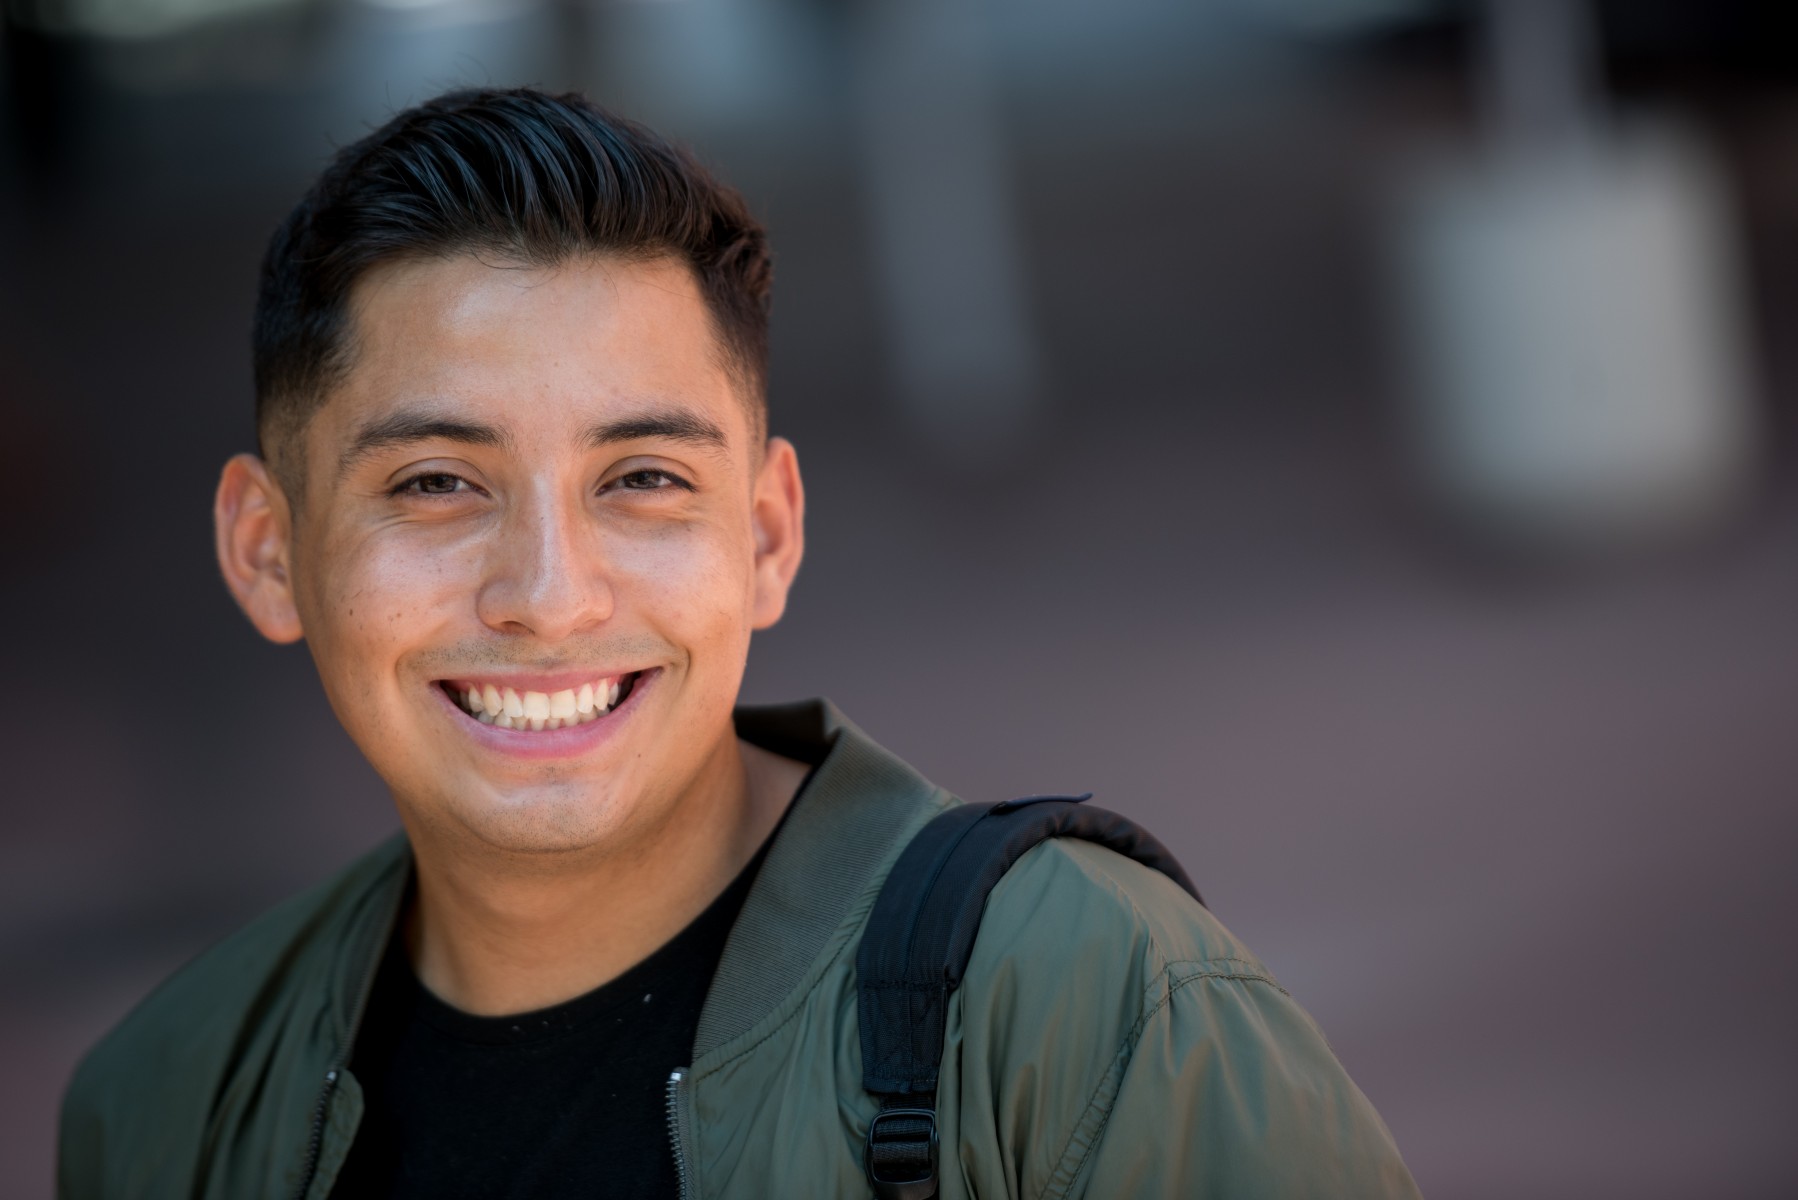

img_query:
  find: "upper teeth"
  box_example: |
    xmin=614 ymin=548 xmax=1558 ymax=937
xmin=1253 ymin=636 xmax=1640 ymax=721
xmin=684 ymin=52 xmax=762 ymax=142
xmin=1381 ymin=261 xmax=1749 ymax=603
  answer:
xmin=457 ymin=677 xmax=625 ymax=730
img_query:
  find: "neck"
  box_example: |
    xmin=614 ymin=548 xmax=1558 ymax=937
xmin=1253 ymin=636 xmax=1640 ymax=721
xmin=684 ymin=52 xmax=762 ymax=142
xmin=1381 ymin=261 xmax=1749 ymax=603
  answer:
xmin=403 ymin=736 xmax=809 ymax=1016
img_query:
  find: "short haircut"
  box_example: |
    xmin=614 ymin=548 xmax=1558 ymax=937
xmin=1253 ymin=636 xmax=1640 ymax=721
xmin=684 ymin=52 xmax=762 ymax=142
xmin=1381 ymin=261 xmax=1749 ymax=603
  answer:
xmin=252 ymin=87 xmax=772 ymax=486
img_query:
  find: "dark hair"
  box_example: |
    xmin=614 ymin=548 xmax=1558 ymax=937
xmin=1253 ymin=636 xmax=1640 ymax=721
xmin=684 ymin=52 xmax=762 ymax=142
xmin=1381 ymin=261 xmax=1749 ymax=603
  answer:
xmin=252 ymin=87 xmax=771 ymax=478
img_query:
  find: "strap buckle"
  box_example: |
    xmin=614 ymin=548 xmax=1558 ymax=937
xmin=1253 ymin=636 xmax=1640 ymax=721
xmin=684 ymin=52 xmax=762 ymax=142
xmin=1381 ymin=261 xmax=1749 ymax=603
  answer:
xmin=864 ymin=1106 xmax=939 ymax=1200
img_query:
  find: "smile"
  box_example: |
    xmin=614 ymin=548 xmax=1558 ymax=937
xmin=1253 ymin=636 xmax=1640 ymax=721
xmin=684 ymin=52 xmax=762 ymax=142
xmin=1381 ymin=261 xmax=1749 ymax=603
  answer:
xmin=439 ymin=672 xmax=644 ymax=731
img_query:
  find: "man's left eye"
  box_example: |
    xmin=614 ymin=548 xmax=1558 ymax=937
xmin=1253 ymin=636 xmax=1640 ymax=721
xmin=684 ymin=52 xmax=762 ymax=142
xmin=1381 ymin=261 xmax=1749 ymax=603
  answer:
xmin=613 ymin=470 xmax=690 ymax=491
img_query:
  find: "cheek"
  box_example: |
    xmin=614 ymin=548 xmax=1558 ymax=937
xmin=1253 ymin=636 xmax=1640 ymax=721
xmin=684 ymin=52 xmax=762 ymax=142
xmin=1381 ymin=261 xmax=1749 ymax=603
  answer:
xmin=610 ymin=521 xmax=758 ymax=636
xmin=302 ymin=530 xmax=470 ymax=682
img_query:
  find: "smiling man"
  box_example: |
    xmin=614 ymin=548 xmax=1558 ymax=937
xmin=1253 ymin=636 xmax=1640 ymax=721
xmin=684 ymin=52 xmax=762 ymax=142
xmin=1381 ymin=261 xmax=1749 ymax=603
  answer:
xmin=57 ymin=89 xmax=1420 ymax=1199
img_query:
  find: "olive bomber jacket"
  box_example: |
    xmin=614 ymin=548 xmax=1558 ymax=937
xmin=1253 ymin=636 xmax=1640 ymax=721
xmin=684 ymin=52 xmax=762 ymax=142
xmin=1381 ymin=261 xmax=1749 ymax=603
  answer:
xmin=59 ymin=699 xmax=1422 ymax=1199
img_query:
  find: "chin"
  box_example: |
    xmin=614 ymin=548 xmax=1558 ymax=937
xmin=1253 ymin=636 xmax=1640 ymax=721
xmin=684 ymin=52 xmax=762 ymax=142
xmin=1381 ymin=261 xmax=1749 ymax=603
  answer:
xmin=436 ymin=783 xmax=633 ymax=858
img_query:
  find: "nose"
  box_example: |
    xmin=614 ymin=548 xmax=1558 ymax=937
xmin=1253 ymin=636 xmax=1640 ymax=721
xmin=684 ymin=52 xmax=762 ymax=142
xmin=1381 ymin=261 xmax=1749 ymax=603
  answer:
xmin=475 ymin=482 xmax=614 ymax=642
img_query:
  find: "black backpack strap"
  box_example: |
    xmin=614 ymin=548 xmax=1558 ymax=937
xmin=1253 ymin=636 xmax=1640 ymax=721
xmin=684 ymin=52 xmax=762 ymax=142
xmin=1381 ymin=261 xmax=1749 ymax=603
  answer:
xmin=856 ymin=794 xmax=1201 ymax=1199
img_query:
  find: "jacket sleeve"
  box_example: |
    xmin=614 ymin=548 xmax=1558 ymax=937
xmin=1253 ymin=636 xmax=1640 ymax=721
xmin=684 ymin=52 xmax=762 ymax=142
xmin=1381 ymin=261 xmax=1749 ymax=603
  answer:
xmin=1052 ymin=958 xmax=1422 ymax=1199
xmin=57 ymin=1082 xmax=101 ymax=1200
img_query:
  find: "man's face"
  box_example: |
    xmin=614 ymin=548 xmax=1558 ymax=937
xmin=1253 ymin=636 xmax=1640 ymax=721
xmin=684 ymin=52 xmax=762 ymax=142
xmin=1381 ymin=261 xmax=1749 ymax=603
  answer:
xmin=235 ymin=253 xmax=801 ymax=856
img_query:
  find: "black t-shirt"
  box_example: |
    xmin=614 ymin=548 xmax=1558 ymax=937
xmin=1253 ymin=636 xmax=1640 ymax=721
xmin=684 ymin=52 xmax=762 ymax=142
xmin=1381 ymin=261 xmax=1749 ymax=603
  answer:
xmin=330 ymin=837 xmax=773 ymax=1200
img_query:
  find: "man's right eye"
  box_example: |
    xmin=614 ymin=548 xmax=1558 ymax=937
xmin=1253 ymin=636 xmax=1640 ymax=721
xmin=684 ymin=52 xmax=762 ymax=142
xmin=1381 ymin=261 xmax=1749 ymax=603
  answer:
xmin=394 ymin=473 xmax=468 ymax=496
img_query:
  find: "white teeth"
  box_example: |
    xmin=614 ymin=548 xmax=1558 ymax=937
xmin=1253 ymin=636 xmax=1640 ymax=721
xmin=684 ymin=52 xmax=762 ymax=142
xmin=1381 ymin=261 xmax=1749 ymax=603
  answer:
xmin=459 ymin=673 xmax=634 ymax=730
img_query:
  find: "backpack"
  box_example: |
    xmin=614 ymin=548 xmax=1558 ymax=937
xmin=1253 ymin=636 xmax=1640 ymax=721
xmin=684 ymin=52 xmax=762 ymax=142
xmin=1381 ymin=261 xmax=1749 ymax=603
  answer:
xmin=855 ymin=794 xmax=1203 ymax=1200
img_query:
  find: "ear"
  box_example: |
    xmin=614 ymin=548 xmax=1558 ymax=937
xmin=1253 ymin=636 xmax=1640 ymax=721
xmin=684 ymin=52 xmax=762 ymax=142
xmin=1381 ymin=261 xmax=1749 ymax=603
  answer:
xmin=214 ymin=453 xmax=304 ymax=644
xmin=749 ymin=436 xmax=805 ymax=630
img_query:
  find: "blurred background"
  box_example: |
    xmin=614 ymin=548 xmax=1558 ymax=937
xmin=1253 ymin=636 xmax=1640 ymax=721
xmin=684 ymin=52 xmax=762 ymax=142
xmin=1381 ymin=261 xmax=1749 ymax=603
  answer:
xmin=4 ymin=0 xmax=1798 ymax=1195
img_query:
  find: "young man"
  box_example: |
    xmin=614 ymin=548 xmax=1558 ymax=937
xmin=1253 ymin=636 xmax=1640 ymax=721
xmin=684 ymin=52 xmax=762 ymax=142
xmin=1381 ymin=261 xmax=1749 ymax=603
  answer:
xmin=58 ymin=88 xmax=1421 ymax=1199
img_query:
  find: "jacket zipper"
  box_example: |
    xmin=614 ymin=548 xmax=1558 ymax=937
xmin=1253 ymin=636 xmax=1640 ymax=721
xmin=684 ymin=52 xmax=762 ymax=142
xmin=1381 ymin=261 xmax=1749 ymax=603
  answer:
xmin=291 ymin=942 xmax=387 ymax=1200
xmin=666 ymin=1067 xmax=696 ymax=1200
xmin=291 ymin=1063 xmax=344 ymax=1200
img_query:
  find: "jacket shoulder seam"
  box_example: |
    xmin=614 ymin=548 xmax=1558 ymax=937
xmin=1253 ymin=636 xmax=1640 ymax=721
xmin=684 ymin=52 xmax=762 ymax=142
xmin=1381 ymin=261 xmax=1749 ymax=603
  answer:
xmin=1164 ymin=957 xmax=1290 ymax=997
xmin=1035 ymin=958 xmax=1287 ymax=1200
xmin=1027 ymin=841 xmax=1256 ymax=981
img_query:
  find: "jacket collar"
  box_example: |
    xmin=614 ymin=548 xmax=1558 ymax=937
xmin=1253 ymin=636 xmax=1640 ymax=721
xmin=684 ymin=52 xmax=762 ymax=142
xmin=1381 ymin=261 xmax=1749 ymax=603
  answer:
xmin=696 ymin=700 xmax=953 ymax=1058
xmin=324 ymin=700 xmax=952 ymax=1061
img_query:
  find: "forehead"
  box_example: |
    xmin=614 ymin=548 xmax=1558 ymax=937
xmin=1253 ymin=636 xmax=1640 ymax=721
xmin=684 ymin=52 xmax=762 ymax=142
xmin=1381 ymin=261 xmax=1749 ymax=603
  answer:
xmin=318 ymin=252 xmax=749 ymax=454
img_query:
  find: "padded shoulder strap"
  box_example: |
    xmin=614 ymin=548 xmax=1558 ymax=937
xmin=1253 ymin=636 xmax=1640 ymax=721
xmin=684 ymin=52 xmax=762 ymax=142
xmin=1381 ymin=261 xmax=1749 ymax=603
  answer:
xmin=855 ymin=795 xmax=1200 ymax=1199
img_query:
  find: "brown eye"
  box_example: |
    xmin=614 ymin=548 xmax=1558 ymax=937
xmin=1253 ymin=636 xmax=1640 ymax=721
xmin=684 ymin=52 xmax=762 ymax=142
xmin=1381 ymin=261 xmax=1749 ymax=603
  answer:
xmin=612 ymin=469 xmax=693 ymax=492
xmin=395 ymin=473 xmax=468 ymax=496
xmin=620 ymin=470 xmax=670 ymax=489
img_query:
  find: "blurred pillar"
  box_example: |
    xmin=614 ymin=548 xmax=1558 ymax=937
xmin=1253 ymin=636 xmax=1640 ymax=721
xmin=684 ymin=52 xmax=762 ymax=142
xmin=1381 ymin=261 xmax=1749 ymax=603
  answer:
xmin=2 ymin=0 xmax=94 ymax=204
xmin=547 ymin=0 xmax=596 ymax=94
xmin=847 ymin=0 xmax=1042 ymax=462
xmin=1478 ymin=0 xmax=1602 ymax=153
xmin=1387 ymin=0 xmax=1760 ymax=551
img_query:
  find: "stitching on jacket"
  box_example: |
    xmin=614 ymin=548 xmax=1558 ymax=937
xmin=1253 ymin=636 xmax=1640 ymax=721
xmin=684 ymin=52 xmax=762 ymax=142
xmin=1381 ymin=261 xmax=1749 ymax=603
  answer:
xmin=1036 ymin=960 xmax=1288 ymax=1200
xmin=700 ymin=821 xmax=920 ymax=1074
xmin=707 ymin=921 xmax=855 ymax=1073
xmin=683 ymin=794 xmax=955 ymax=1192
xmin=1160 ymin=957 xmax=1290 ymax=998
xmin=676 ymin=822 xmax=907 ymax=1185
xmin=699 ymin=790 xmax=957 ymax=1079
xmin=1042 ymin=842 xmax=1252 ymax=984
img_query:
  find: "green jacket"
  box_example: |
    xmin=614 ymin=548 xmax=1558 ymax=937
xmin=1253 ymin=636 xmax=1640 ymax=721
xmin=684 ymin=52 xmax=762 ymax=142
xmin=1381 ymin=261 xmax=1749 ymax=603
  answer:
xmin=60 ymin=700 xmax=1420 ymax=1198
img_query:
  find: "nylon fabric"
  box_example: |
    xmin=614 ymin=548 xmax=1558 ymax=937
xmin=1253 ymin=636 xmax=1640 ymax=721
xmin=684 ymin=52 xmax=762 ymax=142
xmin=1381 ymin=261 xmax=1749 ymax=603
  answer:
xmin=857 ymin=798 xmax=1203 ymax=1102
xmin=695 ymin=704 xmax=947 ymax=1059
xmin=59 ymin=701 xmax=1422 ymax=1200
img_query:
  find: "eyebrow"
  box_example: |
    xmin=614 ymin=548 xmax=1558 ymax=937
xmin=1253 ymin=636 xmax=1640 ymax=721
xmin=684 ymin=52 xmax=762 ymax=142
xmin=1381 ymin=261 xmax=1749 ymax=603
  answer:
xmin=336 ymin=404 xmax=730 ymax=478
xmin=583 ymin=409 xmax=729 ymax=451
xmin=338 ymin=410 xmax=512 ymax=478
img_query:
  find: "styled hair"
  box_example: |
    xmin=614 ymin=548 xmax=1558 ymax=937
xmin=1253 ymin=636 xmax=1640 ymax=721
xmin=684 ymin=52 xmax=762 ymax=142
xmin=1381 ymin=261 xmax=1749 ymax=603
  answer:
xmin=252 ymin=87 xmax=771 ymax=478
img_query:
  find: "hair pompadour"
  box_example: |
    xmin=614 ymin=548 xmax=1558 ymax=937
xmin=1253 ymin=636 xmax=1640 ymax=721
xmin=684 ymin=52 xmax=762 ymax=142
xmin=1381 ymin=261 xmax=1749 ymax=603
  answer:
xmin=252 ymin=87 xmax=772 ymax=478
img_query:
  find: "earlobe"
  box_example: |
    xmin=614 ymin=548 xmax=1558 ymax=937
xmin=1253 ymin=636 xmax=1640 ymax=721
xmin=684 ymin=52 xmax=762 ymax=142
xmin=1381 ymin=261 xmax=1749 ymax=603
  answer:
xmin=750 ymin=437 xmax=805 ymax=630
xmin=214 ymin=453 xmax=305 ymax=644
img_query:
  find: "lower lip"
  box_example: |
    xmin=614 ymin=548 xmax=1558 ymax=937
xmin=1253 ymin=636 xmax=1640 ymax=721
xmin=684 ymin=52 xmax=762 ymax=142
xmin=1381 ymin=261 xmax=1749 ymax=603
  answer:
xmin=433 ymin=670 xmax=656 ymax=761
